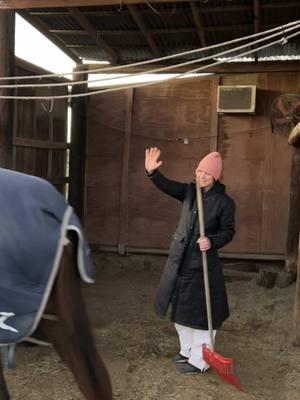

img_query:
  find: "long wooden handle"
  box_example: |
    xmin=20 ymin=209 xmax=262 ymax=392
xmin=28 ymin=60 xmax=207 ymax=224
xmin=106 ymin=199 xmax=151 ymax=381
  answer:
xmin=196 ymin=181 xmax=214 ymax=350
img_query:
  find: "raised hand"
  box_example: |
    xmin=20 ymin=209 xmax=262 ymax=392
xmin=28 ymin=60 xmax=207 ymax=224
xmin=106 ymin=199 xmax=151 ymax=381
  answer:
xmin=145 ymin=147 xmax=163 ymax=173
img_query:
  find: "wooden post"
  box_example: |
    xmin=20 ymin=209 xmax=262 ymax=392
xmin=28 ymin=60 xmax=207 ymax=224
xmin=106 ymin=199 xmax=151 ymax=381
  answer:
xmin=293 ymin=234 xmax=300 ymax=346
xmin=285 ymin=146 xmax=300 ymax=273
xmin=68 ymin=64 xmax=87 ymax=220
xmin=117 ymin=88 xmax=134 ymax=255
xmin=210 ymin=76 xmax=220 ymax=152
xmin=0 ymin=10 xmax=15 ymax=168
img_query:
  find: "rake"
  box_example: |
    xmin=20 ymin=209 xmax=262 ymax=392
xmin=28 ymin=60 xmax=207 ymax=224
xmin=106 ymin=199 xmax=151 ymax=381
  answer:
xmin=196 ymin=180 xmax=243 ymax=391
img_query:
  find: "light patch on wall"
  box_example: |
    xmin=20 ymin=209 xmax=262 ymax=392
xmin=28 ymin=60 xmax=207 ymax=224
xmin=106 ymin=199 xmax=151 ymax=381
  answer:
xmin=88 ymin=72 xmax=214 ymax=89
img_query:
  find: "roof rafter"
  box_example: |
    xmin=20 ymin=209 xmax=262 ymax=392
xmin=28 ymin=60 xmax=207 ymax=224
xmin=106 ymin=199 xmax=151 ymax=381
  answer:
xmin=86 ymin=60 xmax=300 ymax=74
xmin=190 ymin=2 xmax=207 ymax=48
xmin=127 ymin=4 xmax=160 ymax=58
xmin=49 ymin=23 xmax=281 ymax=38
xmin=254 ymin=0 xmax=260 ymax=34
xmin=2 ymin=0 xmax=300 ymax=9
xmin=67 ymin=6 xmax=119 ymax=63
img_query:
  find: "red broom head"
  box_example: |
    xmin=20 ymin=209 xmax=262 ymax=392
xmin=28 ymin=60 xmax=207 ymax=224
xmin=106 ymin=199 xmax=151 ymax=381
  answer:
xmin=202 ymin=345 xmax=243 ymax=391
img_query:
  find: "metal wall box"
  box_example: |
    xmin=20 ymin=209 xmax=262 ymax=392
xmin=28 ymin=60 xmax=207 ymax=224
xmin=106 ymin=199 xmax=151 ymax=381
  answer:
xmin=217 ymin=85 xmax=256 ymax=113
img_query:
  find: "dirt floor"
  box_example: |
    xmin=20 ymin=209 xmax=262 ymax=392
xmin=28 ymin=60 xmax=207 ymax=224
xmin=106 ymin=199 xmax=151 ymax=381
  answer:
xmin=4 ymin=253 xmax=300 ymax=400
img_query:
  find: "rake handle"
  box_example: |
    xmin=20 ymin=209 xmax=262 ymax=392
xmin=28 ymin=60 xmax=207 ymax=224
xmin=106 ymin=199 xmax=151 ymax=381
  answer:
xmin=196 ymin=181 xmax=214 ymax=351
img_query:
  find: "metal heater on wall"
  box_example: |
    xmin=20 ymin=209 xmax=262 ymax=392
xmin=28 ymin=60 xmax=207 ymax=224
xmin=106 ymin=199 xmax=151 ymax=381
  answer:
xmin=217 ymin=85 xmax=256 ymax=114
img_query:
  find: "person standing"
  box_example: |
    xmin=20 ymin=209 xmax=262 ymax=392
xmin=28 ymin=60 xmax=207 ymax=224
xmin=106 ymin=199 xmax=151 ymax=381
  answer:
xmin=145 ymin=147 xmax=235 ymax=374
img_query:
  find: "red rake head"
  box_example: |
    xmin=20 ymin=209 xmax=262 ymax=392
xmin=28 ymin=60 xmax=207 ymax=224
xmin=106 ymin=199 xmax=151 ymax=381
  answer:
xmin=202 ymin=345 xmax=243 ymax=391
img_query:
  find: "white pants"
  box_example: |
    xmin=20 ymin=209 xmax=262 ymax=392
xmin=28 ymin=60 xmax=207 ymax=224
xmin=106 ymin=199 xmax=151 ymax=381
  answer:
xmin=175 ymin=323 xmax=216 ymax=371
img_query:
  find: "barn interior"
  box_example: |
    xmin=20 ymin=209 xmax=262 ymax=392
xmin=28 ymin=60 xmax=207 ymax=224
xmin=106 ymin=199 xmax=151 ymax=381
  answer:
xmin=1 ymin=1 xmax=300 ymax=399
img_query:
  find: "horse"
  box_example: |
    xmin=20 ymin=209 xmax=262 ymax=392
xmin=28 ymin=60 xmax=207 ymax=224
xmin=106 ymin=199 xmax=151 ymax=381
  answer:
xmin=0 ymin=169 xmax=113 ymax=400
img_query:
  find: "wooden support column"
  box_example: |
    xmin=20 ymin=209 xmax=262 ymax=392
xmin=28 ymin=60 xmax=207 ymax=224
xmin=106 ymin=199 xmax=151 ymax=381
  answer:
xmin=68 ymin=64 xmax=88 ymax=221
xmin=293 ymin=234 xmax=300 ymax=346
xmin=285 ymin=146 xmax=300 ymax=273
xmin=210 ymin=76 xmax=220 ymax=152
xmin=117 ymin=88 xmax=134 ymax=255
xmin=0 ymin=10 xmax=15 ymax=168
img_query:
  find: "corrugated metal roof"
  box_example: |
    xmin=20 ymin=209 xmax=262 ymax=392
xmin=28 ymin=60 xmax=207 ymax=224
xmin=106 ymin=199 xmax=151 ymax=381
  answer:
xmin=88 ymin=15 xmax=137 ymax=30
xmin=24 ymin=1 xmax=300 ymax=63
xmin=39 ymin=15 xmax=82 ymax=30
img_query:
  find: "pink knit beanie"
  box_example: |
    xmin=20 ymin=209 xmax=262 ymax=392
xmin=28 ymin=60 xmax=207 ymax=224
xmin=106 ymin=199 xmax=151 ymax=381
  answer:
xmin=196 ymin=152 xmax=223 ymax=181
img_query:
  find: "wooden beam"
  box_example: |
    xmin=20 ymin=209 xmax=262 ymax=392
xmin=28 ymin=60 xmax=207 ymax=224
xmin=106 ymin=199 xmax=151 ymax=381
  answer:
xmin=293 ymin=234 xmax=300 ymax=345
xmin=18 ymin=10 xmax=81 ymax=63
xmin=118 ymin=88 xmax=134 ymax=255
xmin=205 ymin=24 xmax=252 ymax=32
xmin=31 ymin=10 xmax=130 ymax=17
xmin=49 ymin=29 xmax=88 ymax=35
xmin=0 ymin=0 xmax=226 ymax=8
xmin=14 ymin=137 xmax=69 ymax=150
xmin=2 ymin=0 xmax=300 ymax=9
xmin=68 ymin=65 xmax=87 ymax=220
xmin=25 ymin=1 xmax=300 ymax=22
xmin=209 ymin=76 xmax=219 ymax=152
xmin=127 ymin=4 xmax=160 ymax=58
xmin=285 ymin=147 xmax=300 ymax=273
xmin=86 ymin=60 xmax=300 ymax=75
xmin=67 ymin=7 xmax=118 ymax=63
xmin=65 ymin=44 xmax=97 ymax=48
xmin=51 ymin=23 xmax=282 ymax=38
xmin=0 ymin=9 xmax=14 ymax=169
xmin=190 ymin=2 xmax=207 ymax=48
xmin=262 ymin=1 xmax=300 ymax=9
xmin=50 ymin=29 xmax=140 ymax=35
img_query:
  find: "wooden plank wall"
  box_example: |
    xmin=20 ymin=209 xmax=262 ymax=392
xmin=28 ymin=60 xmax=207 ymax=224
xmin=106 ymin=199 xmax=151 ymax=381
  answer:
xmin=86 ymin=77 xmax=219 ymax=248
xmin=85 ymin=90 xmax=127 ymax=245
xmin=85 ymin=71 xmax=297 ymax=256
xmin=220 ymin=72 xmax=295 ymax=255
xmin=13 ymin=62 xmax=68 ymax=193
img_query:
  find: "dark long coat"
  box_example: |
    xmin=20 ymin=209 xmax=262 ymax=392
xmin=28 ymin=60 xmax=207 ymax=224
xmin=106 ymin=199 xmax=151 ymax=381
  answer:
xmin=148 ymin=170 xmax=235 ymax=330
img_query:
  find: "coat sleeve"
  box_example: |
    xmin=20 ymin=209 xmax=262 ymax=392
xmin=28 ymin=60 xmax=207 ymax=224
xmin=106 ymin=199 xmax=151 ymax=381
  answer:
xmin=208 ymin=197 xmax=235 ymax=250
xmin=146 ymin=170 xmax=188 ymax=202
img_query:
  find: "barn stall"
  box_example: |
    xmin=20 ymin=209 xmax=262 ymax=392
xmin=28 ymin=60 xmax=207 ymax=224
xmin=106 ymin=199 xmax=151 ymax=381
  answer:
xmin=1 ymin=1 xmax=300 ymax=399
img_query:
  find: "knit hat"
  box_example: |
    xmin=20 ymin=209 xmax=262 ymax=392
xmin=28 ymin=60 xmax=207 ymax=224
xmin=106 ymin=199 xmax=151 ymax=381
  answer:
xmin=196 ymin=152 xmax=223 ymax=181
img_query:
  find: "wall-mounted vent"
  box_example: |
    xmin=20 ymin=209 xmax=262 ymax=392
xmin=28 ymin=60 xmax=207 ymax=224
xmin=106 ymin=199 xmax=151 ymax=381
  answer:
xmin=217 ymin=85 xmax=256 ymax=113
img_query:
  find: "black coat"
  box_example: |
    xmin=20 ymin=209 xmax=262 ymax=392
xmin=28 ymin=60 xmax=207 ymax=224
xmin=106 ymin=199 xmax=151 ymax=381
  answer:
xmin=148 ymin=170 xmax=235 ymax=330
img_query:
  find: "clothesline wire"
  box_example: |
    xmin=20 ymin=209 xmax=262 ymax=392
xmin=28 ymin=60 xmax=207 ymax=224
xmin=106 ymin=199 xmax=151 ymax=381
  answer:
xmin=1 ymin=22 xmax=299 ymax=90
xmin=0 ymin=20 xmax=299 ymax=82
xmin=1 ymin=28 xmax=299 ymax=101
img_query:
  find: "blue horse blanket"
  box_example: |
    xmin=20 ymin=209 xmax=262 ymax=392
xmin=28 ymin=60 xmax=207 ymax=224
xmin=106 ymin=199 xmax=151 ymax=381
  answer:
xmin=0 ymin=169 xmax=94 ymax=345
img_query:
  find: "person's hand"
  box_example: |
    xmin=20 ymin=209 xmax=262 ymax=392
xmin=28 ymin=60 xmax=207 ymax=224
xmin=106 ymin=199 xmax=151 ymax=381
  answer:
xmin=145 ymin=147 xmax=163 ymax=173
xmin=197 ymin=237 xmax=211 ymax=252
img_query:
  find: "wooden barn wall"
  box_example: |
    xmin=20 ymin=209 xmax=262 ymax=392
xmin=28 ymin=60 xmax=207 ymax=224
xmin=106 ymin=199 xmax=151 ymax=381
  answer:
xmin=85 ymin=71 xmax=297 ymax=256
xmin=86 ymin=77 xmax=219 ymax=248
xmin=85 ymin=90 xmax=127 ymax=246
xmin=219 ymin=72 xmax=296 ymax=255
xmin=13 ymin=62 xmax=68 ymax=193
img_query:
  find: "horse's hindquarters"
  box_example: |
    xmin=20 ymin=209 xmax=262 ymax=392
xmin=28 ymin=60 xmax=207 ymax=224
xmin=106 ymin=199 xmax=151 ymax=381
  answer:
xmin=39 ymin=241 xmax=113 ymax=400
